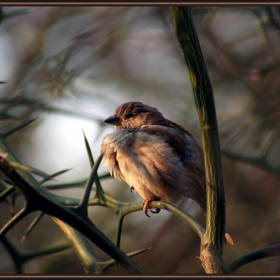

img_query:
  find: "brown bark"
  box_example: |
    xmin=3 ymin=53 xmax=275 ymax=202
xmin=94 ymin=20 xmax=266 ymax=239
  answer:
xmin=200 ymin=245 xmax=229 ymax=274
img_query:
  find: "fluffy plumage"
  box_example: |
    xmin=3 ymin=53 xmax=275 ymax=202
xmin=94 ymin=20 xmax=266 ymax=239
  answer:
xmin=101 ymin=101 xmax=206 ymax=211
xmin=101 ymin=101 xmax=233 ymax=245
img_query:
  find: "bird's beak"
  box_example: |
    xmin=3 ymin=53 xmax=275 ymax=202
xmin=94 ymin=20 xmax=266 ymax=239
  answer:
xmin=104 ymin=114 xmax=121 ymax=126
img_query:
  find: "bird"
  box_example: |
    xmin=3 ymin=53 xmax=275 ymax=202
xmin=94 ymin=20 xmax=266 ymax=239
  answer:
xmin=101 ymin=101 xmax=233 ymax=245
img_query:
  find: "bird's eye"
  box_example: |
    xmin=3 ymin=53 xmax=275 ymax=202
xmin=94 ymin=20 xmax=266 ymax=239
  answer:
xmin=124 ymin=113 xmax=134 ymax=119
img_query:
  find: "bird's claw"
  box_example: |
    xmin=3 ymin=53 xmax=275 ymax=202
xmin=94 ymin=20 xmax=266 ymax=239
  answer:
xmin=142 ymin=197 xmax=160 ymax=217
xmin=150 ymin=208 xmax=161 ymax=214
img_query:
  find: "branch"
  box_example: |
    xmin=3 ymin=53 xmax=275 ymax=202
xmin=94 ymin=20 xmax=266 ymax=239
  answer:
xmin=0 ymin=157 xmax=146 ymax=274
xmin=227 ymin=245 xmax=280 ymax=272
xmin=170 ymin=6 xmax=228 ymax=274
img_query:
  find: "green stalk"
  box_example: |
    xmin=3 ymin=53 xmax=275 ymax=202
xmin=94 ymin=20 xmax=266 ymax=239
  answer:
xmin=170 ymin=6 xmax=228 ymax=274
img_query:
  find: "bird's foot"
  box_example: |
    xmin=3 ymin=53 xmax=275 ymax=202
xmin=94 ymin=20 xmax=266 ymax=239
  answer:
xmin=143 ymin=197 xmax=160 ymax=217
xmin=150 ymin=208 xmax=161 ymax=214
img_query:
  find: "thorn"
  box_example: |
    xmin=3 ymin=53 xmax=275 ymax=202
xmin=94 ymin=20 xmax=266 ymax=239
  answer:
xmin=225 ymin=233 xmax=234 ymax=245
xmin=21 ymin=235 xmax=26 ymax=244
xmin=3 ymin=118 xmax=39 ymax=138
xmin=0 ymin=153 xmax=9 ymax=159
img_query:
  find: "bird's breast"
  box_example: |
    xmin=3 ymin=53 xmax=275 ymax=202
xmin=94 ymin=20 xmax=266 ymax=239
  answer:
xmin=101 ymin=128 xmax=188 ymax=203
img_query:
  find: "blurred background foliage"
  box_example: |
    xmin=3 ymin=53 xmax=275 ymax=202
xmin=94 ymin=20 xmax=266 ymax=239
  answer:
xmin=0 ymin=5 xmax=280 ymax=275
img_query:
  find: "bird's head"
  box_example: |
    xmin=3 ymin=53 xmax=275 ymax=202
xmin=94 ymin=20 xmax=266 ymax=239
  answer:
xmin=104 ymin=101 xmax=164 ymax=129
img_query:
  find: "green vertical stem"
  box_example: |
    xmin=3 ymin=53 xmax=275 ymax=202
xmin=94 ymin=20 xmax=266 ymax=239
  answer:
xmin=170 ymin=6 xmax=227 ymax=273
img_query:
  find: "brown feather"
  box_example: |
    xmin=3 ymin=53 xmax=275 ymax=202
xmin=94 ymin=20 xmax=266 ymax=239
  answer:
xmin=101 ymin=101 xmax=233 ymax=244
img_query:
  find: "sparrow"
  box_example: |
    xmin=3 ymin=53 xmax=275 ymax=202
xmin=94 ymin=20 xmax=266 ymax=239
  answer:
xmin=101 ymin=101 xmax=233 ymax=245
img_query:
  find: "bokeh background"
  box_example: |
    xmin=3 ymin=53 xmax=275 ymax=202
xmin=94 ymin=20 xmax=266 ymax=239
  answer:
xmin=0 ymin=5 xmax=280 ymax=275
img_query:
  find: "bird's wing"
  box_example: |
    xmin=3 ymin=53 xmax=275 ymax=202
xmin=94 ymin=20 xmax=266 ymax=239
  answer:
xmin=141 ymin=124 xmax=195 ymax=167
xmin=141 ymin=124 xmax=206 ymax=209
